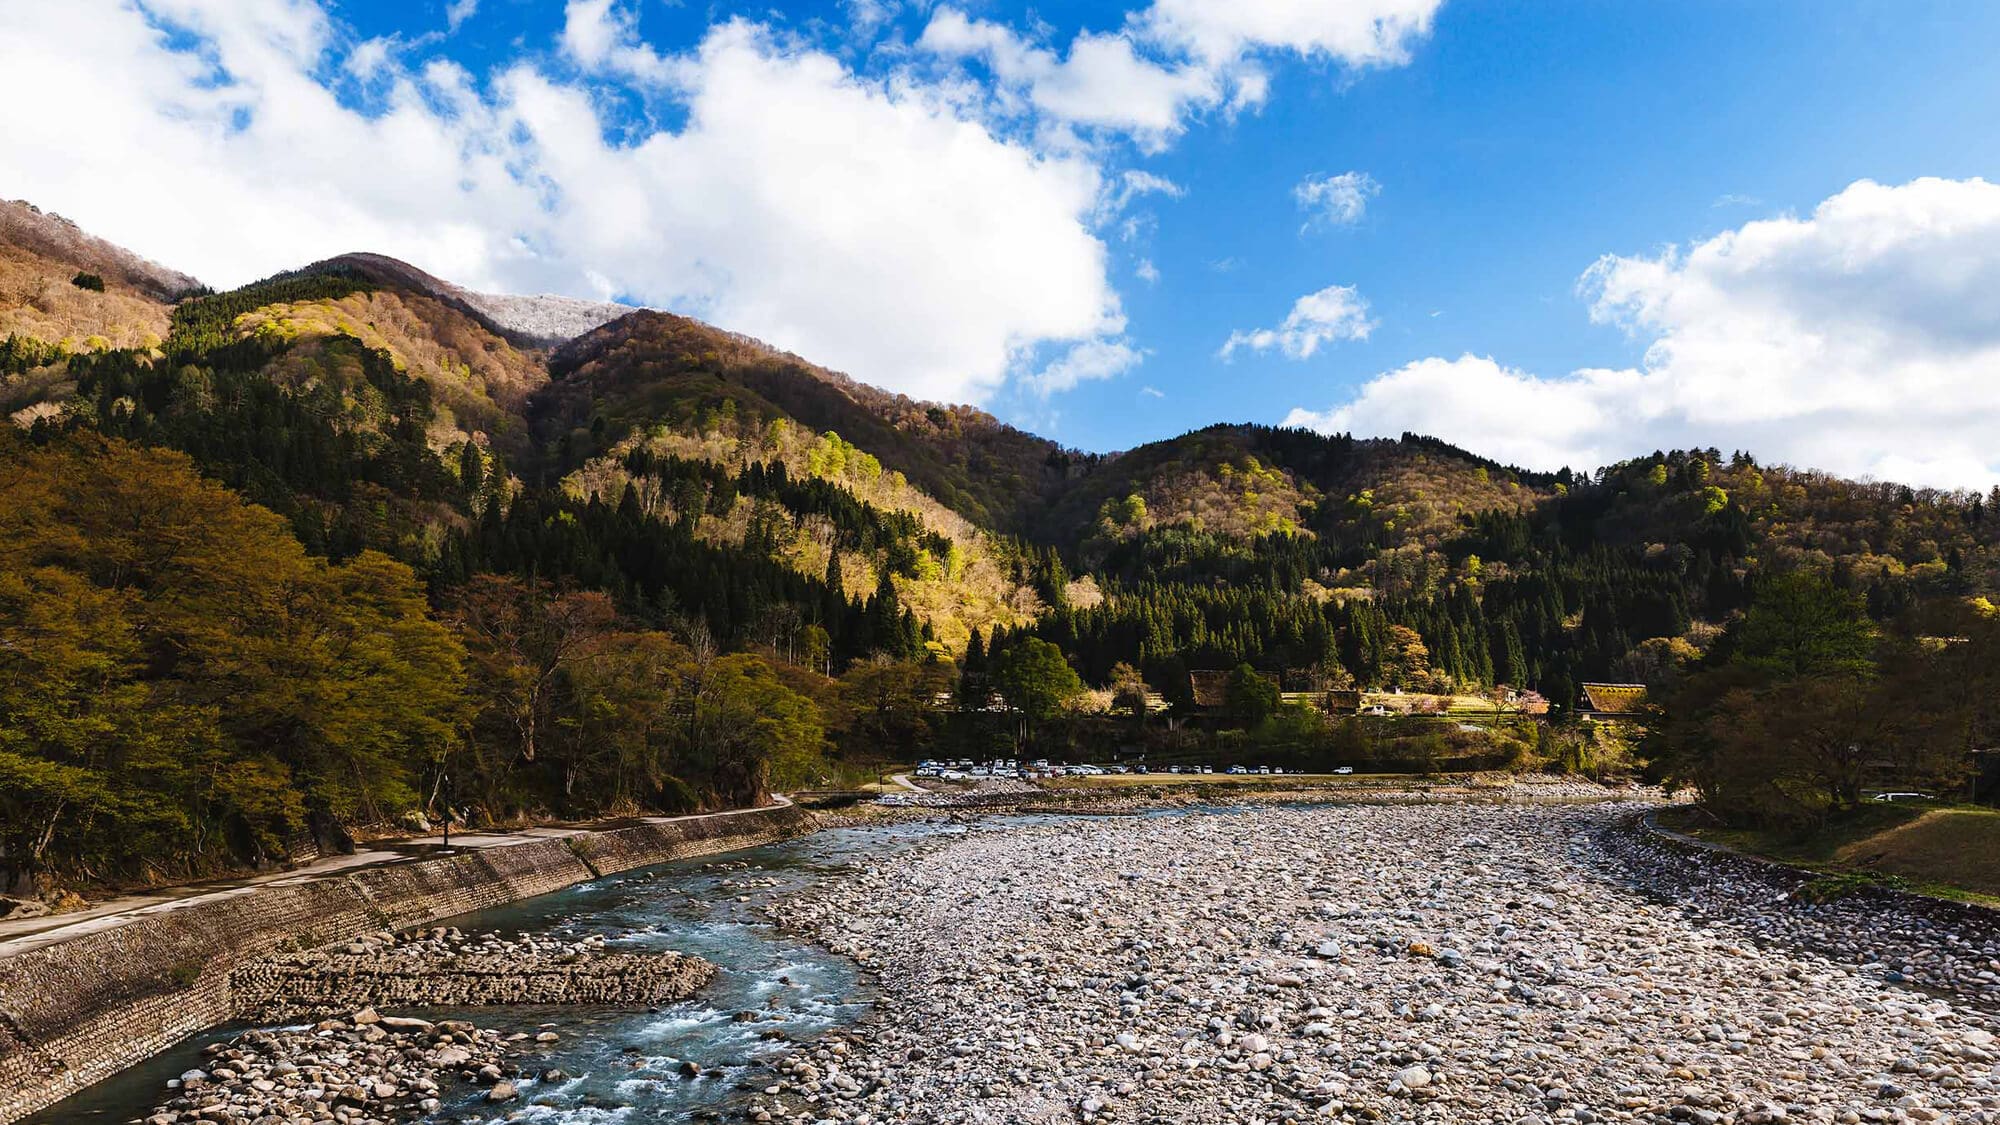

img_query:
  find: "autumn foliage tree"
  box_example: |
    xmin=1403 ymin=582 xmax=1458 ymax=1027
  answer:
xmin=0 ymin=434 xmax=468 ymax=888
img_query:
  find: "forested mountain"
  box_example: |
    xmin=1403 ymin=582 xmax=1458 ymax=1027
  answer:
xmin=541 ymin=310 xmax=1087 ymax=532
xmin=0 ymin=199 xmax=202 ymax=350
xmin=6 ymin=208 xmax=1997 ymax=888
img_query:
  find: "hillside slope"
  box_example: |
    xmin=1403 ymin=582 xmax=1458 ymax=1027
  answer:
xmin=541 ymin=310 xmax=1084 ymax=533
xmin=0 ymin=200 xmax=201 ymax=349
xmin=287 ymin=252 xmax=638 ymax=348
xmin=1047 ymin=424 xmax=1557 ymax=579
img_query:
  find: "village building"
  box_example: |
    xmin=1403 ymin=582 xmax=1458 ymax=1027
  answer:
xmin=1578 ymin=683 xmax=1648 ymax=718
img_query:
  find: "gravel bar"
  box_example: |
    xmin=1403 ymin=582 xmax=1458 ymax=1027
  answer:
xmin=764 ymin=801 xmax=2000 ymax=1125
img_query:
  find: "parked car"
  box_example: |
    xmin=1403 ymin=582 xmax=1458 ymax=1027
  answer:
xmin=1333 ymin=766 xmax=1355 ymax=775
xmin=1872 ymin=791 xmax=1933 ymax=802
xmin=939 ymin=769 xmax=967 ymax=780
xmin=1226 ymin=765 xmax=1248 ymax=775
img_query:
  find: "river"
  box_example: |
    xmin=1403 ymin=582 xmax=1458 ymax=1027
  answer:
xmin=26 ymin=817 xmax=978 ymax=1125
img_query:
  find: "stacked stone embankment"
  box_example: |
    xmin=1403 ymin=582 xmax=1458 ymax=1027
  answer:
xmin=232 ymin=927 xmax=717 ymax=1019
xmin=0 ymin=801 xmax=811 ymax=1125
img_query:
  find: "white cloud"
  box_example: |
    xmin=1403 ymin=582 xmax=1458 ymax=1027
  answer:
xmin=346 ymin=36 xmax=394 ymax=79
xmin=445 ymin=0 xmax=478 ymax=33
xmin=919 ymin=10 xmax=1219 ymax=151
xmin=1221 ymin=284 xmax=1374 ymax=360
xmin=560 ymin=0 xmax=676 ymax=84
xmin=843 ymin=0 xmax=902 ymax=40
xmin=1140 ymin=0 xmax=1442 ymax=69
xmin=0 ymin=0 xmax=1123 ymax=406
xmin=1294 ymin=170 xmax=1378 ymax=229
xmin=1135 ymin=258 xmax=1160 ymax=283
xmin=1286 ymin=178 xmax=2000 ymax=488
xmin=918 ymin=0 xmax=1443 ymax=149
xmin=1027 ymin=338 xmax=1145 ymax=396
xmin=1283 ymin=356 xmax=1642 ymax=471
xmin=1110 ymin=169 xmax=1185 ymax=209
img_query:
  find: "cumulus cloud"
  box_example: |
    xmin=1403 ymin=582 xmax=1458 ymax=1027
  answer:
xmin=1139 ymin=0 xmax=1442 ymax=69
xmin=560 ymin=0 xmax=676 ymax=84
xmin=1283 ymin=356 xmax=1644 ymax=471
xmin=0 ymin=0 xmax=1125 ymax=405
xmin=1221 ymin=284 xmax=1375 ymax=360
xmin=1286 ymin=178 xmax=2000 ymax=488
xmin=445 ymin=0 xmax=478 ymax=33
xmin=919 ymin=9 xmax=1219 ymax=150
xmin=1026 ymin=338 xmax=1146 ymax=396
xmin=1294 ymin=171 xmax=1378 ymax=229
xmin=919 ymin=0 xmax=1443 ymax=149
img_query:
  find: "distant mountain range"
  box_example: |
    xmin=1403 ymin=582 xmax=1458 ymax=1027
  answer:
xmin=3 ymin=199 xmax=1991 ymax=694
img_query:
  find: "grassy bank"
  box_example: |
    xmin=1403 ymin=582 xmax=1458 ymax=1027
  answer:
xmin=1662 ymin=802 xmax=2000 ymax=904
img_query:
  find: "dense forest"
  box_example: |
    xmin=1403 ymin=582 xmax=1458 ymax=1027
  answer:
xmin=5 ymin=223 xmax=1998 ymax=892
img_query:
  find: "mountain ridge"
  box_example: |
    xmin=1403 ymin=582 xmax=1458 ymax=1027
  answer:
xmin=281 ymin=251 xmax=642 ymax=350
xmin=0 ymin=208 xmax=1617 ymax=544
xmin=6 ymin=209 xmax=1993 ymax=645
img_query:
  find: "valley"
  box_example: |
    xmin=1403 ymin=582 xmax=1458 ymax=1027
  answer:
xmin=3 ymin=196 xmax=1999 ymax=1125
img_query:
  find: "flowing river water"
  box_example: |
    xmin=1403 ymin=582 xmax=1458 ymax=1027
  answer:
xmin=28 ymin=816 xmax=989 ymax=1125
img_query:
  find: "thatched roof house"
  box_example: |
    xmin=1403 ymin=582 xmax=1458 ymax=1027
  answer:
xmin=1580 ymin=683 xmax=1648 ymax=715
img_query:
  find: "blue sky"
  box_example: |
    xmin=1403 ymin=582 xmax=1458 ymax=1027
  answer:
xmin=4 ymin=0 xmax=2000 ymax=483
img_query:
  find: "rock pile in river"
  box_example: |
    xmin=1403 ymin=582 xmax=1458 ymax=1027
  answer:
xmin=764 ymin=802 xmax=2000 ymax=1124
xmin=143 ymin=1010 xmax=513 ymax=1125
xmin=233 ymin=925 xmax=716 ymax=1018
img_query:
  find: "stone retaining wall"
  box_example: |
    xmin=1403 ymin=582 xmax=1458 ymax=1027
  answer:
xmin=0 ymin=803 xmax=815 ymax=1125
xmin=233 ymin=949 xmax=717 ymax=1016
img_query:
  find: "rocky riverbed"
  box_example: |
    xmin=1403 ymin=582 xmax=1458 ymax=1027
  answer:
xmin=141 ymin=1009 xmax=529 ymax=1125
xmin=765 ymin=802 xmax=2000 ymax=1124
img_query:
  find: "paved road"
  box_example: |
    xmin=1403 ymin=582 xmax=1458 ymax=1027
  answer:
xmin=0 ymin=797 xmax=792 ymax=960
